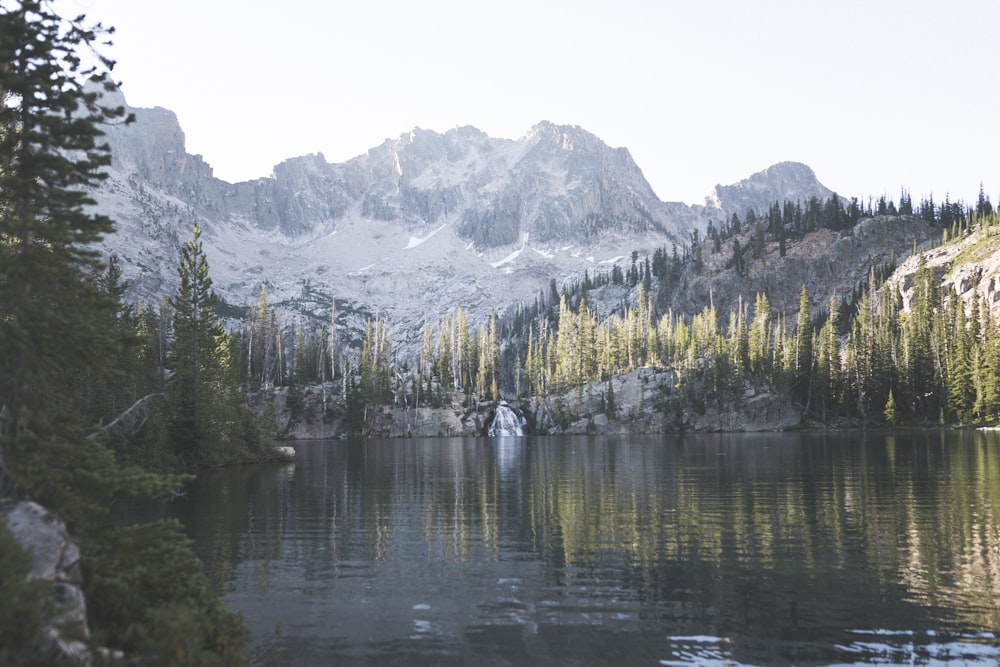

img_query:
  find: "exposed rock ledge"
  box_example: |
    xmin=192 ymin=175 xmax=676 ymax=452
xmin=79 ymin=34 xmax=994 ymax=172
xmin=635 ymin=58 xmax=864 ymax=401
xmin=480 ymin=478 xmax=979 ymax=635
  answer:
xmin=254 ymin=368 xmax=802 ymax=440
xmin=1 ymin=500 xmax=107 ymax=664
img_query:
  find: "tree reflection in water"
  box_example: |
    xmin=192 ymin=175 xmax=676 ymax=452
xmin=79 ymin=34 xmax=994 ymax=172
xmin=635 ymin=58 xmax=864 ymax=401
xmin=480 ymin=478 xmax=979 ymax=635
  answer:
xmin=169 ymin=431 xmax=1000 ymax=666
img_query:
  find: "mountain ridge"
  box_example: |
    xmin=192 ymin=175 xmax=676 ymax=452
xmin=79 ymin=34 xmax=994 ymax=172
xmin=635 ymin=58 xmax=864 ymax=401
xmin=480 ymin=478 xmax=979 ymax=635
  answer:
xmin=89 ymin=87 xmax=840 ymax=351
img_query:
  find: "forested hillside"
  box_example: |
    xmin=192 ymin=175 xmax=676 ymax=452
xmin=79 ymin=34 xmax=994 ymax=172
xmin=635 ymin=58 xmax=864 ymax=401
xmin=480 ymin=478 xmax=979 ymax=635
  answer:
xmin=239 ymin=186 xmax=1000 ymax=434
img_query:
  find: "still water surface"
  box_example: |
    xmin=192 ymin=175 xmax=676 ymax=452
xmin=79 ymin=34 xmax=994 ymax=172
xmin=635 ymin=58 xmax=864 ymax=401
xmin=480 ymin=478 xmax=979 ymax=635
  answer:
xmin=171 ymin=431 xmax=1000 ymax=665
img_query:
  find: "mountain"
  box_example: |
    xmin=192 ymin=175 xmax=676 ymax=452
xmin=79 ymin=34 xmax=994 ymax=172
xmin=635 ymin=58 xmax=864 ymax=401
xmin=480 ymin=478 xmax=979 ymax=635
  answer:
xmin=706 ymin=161 xmax=834 ymax=215
xmin=89 ymin=87 xmax=838 ymax=349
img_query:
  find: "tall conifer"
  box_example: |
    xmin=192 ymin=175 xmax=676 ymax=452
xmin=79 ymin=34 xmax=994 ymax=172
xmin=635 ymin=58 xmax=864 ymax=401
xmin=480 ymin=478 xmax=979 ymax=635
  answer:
xmin=794 ymin=285 xmax=814 ymax=407
xmin=0 ymin=0 xmax=130 ymax=507
xmin=0 ymin=4 xmax=248 ymax=658
xmin=171 ymin=226 xmax=218 ymax=455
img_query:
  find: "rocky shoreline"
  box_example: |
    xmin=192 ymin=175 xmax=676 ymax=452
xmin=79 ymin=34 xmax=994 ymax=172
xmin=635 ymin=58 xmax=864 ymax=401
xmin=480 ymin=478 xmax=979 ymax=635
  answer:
xmin=255 ymin=367 xmax=803 ymax=440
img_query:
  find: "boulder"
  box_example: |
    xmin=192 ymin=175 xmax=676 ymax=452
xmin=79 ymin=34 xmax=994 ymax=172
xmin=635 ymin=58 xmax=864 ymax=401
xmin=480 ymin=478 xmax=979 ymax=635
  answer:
xmin=2 ymin=500 xmax=82 ymax=587
xmin=1 ymin=500 xmax=100 ymax=662
xmin=275 ymin=446 xmax=296 ymax=461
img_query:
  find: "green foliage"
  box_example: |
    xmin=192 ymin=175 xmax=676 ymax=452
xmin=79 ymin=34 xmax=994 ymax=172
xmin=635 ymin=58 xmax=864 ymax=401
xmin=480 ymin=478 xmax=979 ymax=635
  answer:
xmin=292 ymin=217 xmax=994 ymax=430
xmin=84 ymin=519 xmax=247 ymax=666
xmin=170 ymin=224 xmax=226 ymax=461
xmin=0 ymin=518 xmax=52 ymax=667
xmin=0 ymin=5 xmax=254 ymax=663
xmin=0 ymin=0 xmax=194 ymax=521
xmin=884 ymin=390 xmax=898 ymax=425
xmin=794 ymin=285 xmax=813 ymax=406
xmin=359 ymin=316 xmax=392 ymax=405
xmin=239 ymin=288 xmax=282 ymax=390
xmin=0 ymin=0 xmax=129 ymax=503
xmin=168 ymin=225 xmax=273 ymax=467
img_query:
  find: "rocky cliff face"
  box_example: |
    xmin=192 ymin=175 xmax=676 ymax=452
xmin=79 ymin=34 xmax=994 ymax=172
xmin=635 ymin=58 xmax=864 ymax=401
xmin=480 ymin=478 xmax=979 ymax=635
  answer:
xmin=670 ymin=214 xmax=939 ymax=319
xmin=705 ymin=161 xmax=834 ymax=216
xmin=1 ymin=501 xmax=114 ymax=664
xmin=90 ymin=87 xmax=840 ymax=353
xmin=887 ymin=224 xmax=1000 ymax=322
xmin=258 ymin=366 xmax=801 ymax=439
xmin=103 ymin=115 xmax=699 ymax=244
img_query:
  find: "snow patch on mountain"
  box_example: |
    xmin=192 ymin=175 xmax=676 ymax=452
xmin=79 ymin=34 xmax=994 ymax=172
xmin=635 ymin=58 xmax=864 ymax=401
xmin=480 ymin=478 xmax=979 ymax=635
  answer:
xmin=405 ymin=223 xmax=448 ymax=249
xmin=492 ymin=246 xmax=525 ymax=269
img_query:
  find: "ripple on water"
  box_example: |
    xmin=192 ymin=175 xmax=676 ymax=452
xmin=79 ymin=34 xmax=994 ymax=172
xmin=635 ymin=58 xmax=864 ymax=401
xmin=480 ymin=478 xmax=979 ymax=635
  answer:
xmin=834 ymin=629 xmax=1000 ymax=665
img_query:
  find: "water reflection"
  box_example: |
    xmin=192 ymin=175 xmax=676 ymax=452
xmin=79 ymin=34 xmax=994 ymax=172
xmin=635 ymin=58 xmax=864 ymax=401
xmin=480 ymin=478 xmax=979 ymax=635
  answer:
xmin=170 ymin=431 xmax=1000 ymax=665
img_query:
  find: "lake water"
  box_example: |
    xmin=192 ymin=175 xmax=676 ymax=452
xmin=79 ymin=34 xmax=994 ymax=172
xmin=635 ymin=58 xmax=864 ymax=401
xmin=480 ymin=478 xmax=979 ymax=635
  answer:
xmin=170 ymin=431 xmax=1000 ymax=665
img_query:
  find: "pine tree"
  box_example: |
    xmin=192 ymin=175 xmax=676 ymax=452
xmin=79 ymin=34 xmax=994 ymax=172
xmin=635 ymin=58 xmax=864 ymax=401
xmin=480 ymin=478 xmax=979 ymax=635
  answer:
xmin=327 ymin=301 xmax=339 ymax=383
xmin=884 ymin=389 xmax=898 ymax=425
xmin=437 ymin=321 xmax=453 ymax=397
xmin=577 ymin=299 xmax=598 ymax=383
xmin=474 ymin=313 xmax=499 ymax=399
xmin=553 ymin=294 xmax=576 ymax=391
xmin=359 ymin=319 xmax=376 ymax=406
xmin=945 ymin=290 xmax=972 ymax=422
xmin=794 ymin=284 xmax=814 ymax=407
xmin=0 ymin=4 xmax=247 ymax=659
xmin=731 ymin=295 xmax=749 ymax=384
xmin=0 ymin=0 xmax=131 ymax=507
xmin=903 ymin=254 xmax=938 ymax=420
xmin=455 ymin=307 xmax=471 ymax=391
xmin=358 ymin=315 xmax=393 ymax=405
xmin=89 ymin=257 xmax=176 ymax=467
xmin=171 ymin=225 xmax=219 ymax=455
xmin=245 ymin=288 xmax=280 ymax=390
xmin=169 ymin=224 xmax=249 ymax=465
xmin=293 ymin=324 xmax=308 ymax=386
xmin=419 ymin=319 xmax=436 ymax=399
xmin=748 ymin=292 xmax=772 ymax=382
xmin=88 ymin=254 xmax=140 ymax=423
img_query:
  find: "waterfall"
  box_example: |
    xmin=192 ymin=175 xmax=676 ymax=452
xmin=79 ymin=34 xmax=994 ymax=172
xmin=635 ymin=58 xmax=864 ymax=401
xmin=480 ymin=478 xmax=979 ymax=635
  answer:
xmin=488 ymin=401 xmax=526 ymax=436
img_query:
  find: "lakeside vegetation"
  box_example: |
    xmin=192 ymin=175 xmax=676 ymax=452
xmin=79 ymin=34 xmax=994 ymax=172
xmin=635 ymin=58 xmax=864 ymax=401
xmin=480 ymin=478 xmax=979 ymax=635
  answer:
xmin=0 ymin=3 xmax=257 ymax=662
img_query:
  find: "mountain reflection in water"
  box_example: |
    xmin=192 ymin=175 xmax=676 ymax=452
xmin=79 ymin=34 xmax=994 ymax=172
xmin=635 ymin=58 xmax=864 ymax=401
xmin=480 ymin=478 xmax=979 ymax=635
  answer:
xmin=167 ymin=431 xmax=1000 ymax=665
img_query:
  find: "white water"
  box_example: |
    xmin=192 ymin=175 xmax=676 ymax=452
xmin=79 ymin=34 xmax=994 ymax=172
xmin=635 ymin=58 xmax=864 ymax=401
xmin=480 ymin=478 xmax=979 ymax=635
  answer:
xmin=488 ymin=401 xmax=525 ymax=436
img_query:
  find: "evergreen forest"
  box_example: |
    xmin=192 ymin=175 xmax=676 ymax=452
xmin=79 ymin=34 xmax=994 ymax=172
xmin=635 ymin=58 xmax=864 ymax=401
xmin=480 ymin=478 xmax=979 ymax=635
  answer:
xmin=262 ymin=190 xmax=1000 ymax=432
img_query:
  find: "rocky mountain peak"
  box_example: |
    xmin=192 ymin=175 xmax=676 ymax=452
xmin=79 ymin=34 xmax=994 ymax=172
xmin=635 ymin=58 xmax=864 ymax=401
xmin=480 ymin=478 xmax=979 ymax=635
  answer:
xmin=705 ymin=161 xmax=834 ymax=215
xmin=89 ymin=86 xmax=844 ymax=355
xmin=525 ymin=120 xmax=599 ymax=149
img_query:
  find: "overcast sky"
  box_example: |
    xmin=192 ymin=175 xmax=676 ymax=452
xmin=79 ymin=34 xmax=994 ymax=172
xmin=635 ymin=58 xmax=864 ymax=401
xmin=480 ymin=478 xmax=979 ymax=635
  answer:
xmin=58 ymin=0 xmax=1000 ymax=207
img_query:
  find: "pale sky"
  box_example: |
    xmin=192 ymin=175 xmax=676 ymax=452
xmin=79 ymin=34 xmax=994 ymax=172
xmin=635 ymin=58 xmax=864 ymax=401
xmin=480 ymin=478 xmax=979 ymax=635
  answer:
xmin=58 ymin=0 xmax=1000 ymax=207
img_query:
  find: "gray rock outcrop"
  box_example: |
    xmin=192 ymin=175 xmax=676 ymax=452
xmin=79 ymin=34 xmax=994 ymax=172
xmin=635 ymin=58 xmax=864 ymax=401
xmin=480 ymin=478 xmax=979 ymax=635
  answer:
xmin=887 ymin=223 xmax=1000 ymax=323
xmin=1 ymin=500 xmax=95 ymax=663
xmin=669 ymin=214 xmax=937 ymax=319
xmin=706 ymin=161 xmax=834 ymax=216
xmin=259 ymin=365 xmax=803 ymax=439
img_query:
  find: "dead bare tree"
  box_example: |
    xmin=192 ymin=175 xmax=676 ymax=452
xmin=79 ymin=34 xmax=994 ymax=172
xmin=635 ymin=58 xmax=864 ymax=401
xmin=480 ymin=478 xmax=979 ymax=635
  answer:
xmin=89 ymin=393 xmax=166 ymax=444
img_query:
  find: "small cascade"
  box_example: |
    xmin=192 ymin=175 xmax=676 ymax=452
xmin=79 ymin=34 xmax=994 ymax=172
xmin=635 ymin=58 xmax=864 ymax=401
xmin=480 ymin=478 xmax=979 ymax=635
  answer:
xmin=488 ymin=401 xmax=526 ymax=436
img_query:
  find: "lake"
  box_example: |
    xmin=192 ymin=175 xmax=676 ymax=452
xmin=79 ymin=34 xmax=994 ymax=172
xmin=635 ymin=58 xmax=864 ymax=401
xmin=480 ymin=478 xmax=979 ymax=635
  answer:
xmin=169 ymin=431 xmax=1000 ymax=665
